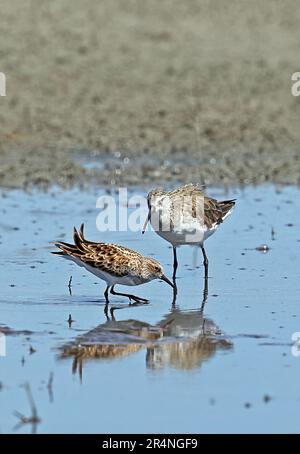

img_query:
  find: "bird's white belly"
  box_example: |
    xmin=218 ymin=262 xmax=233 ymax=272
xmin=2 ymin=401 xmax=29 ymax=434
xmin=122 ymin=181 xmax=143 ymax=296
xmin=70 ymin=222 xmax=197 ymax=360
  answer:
xmin=60 ymin=255 xmax=148 ymax=287
xmin=151 ymin=211 xmax=217 ymax=246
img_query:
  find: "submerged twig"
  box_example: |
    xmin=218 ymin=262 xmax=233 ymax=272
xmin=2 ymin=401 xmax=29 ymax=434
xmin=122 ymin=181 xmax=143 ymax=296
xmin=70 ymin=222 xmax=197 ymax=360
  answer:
xmin=47 ymin=372 xmax=54 ymax=403
xmin=68 ymin=276 xmax=73 ymax=295
xmin=271 ymin=226 xmax=276 ymax=241
xmin=67 ymin=314 xmax=74 ymax=328
xmin=14 ymin=383 xmax=41 ymax=433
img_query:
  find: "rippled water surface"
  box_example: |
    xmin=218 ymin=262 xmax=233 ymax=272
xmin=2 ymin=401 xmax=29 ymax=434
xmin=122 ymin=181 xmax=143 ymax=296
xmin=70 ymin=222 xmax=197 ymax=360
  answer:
xmin=0 ymin=185 xmax=299 ymax=433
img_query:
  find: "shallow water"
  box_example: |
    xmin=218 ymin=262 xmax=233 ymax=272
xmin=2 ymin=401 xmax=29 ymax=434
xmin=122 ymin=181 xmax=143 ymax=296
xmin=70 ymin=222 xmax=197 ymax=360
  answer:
xmin=0 ymin=185 xmax=300 ymax=434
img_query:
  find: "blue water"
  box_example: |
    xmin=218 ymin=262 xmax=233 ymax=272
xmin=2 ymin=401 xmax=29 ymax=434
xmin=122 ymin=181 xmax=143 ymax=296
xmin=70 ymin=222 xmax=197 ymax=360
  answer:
xmin=0 ymin=185 xmax=299 ymax=433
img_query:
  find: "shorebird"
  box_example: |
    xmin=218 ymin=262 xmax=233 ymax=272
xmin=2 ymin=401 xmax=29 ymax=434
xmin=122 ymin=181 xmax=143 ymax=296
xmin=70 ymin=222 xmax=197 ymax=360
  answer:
xmin=142 ymin=184 xmax=235 ymax=282
xmin=52 ymin=224 xmax=174 ymax=304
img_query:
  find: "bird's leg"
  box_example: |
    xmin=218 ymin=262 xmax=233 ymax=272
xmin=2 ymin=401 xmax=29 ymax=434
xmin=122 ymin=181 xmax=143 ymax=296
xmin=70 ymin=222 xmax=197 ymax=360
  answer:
xmin=110 ymin=286 xmax=149 ymax=303
xmin=104 ymin=285 xmax=110 ymax=303
xmin=171 ymin=285 xmax=178 ymax=308
xmin=104 ymin=285 xmax=111 ymax=317
xmin=200 ymin=245 xmax=209 ymax=280
xmin=201 ymin=273 xmax=209 ymax=311
xmin=199 ymin=245 xmax=209 ymax=311
xmin=171 ymin=247 xmax=178 ymax=303
xmin=110 ymin=307 xmax=116 ymax=321
xmin=172 ymin=247 xmax=178 ymax=283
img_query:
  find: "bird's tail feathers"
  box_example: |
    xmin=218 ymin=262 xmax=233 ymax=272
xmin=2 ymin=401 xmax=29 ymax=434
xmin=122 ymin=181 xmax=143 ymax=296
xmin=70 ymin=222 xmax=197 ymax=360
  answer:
xmin=219 ymin=199 xmax=236 ymax=219
xmin=78 ymin=223 xmax=96 ymax=244
xmin=51 ymin=240 xmax=82 ymax=257
xmin=52 ymin=223 xmax=99 ymax=257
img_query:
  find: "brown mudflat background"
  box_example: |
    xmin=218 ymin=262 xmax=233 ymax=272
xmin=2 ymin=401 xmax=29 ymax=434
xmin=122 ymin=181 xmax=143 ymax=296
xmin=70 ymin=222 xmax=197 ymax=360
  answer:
xmin=1 ymin=0 xmax=300 ymax=189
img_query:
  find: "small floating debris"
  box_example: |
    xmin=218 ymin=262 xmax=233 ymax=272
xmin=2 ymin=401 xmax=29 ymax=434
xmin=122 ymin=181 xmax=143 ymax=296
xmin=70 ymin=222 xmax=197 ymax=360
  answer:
xmin=263 ymin=394 xmax=272 ymax=403
xmin=256 ymin=244 xmax=270 ymax=252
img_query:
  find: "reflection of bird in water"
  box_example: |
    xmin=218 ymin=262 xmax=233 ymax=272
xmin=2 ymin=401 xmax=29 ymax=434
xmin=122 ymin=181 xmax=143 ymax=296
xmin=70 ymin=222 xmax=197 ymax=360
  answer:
xmin=60 ymin=301 xmax=232 ymax=379
xmin=60 ymin=315 xmax=163 ymax=381
xmin=146 ymin=309 xmax=232 ymax=370
xmin=62 ymin=318 xmax=162 ymax=360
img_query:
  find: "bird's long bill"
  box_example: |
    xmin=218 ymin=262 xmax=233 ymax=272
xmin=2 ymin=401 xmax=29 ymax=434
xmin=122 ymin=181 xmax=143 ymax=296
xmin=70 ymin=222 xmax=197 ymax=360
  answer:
xmin=161 ymin=274 xmax=175 ymax=288
xmin=142 ymin=210 xmax=151 ymax=234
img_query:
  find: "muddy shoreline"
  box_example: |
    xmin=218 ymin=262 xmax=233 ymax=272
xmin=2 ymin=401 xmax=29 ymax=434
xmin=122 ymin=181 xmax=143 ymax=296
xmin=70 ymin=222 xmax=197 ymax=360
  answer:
xmin=1 ymin=1 xmax=300 ymax=189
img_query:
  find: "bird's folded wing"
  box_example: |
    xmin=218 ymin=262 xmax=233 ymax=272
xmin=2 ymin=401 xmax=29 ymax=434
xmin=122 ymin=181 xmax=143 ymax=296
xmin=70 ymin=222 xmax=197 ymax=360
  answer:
xmin=79 ymin=243 xmax=139 ymax=278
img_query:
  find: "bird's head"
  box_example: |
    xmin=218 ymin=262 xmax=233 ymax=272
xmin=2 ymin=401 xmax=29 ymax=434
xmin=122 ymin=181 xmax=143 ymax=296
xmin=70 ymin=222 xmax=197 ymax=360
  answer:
xmin=147 ymin=188 xmax=165 ymax=207
xmin=142 ymin=188 xmax=165 ymax=234
xmin=142 ymin=257 xmax=174 ymax=288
